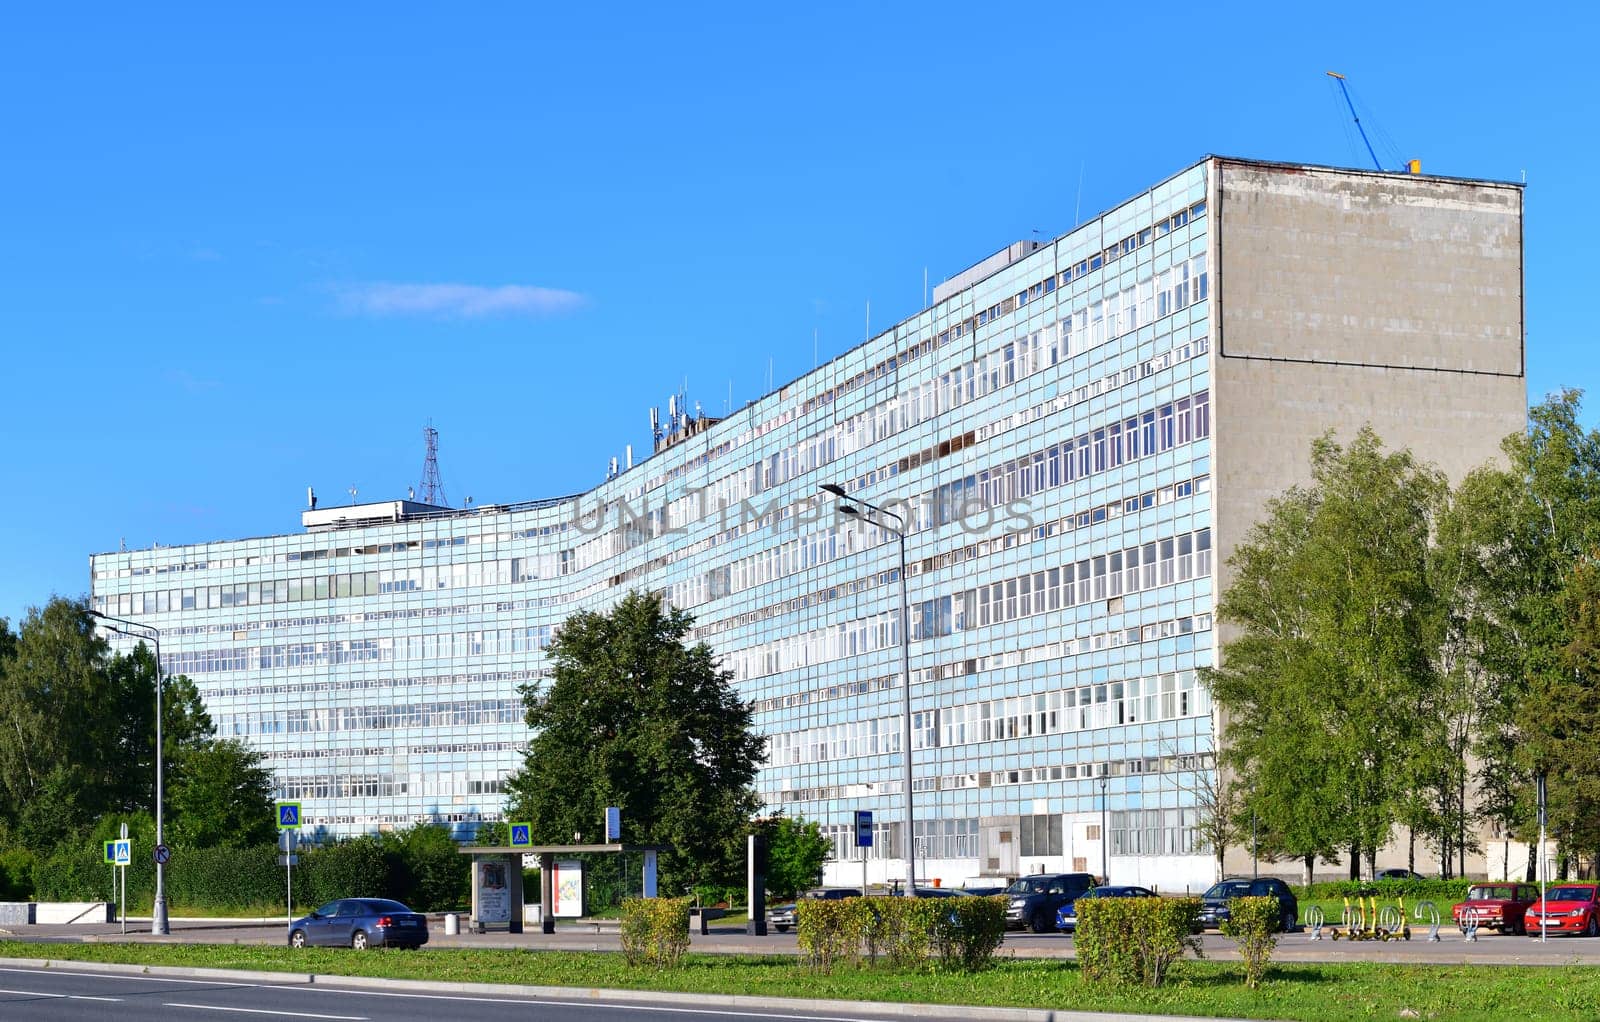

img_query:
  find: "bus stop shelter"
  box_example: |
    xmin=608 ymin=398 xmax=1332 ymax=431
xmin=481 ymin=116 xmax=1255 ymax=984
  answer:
xmin=458 ymin=842 xmax=665 ymax=934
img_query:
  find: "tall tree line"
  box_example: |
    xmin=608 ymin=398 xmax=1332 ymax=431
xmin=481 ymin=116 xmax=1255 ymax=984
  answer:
xmin=1206 ymin=392 xmax=1600 ymax=881
xmin=0 ymin=596 xmax=276 ymax=854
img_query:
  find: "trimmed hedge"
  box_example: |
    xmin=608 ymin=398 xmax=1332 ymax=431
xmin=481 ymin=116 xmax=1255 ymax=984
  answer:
xmin=1076 ymin=896 xmax=1202 ymax=988
xmin=796 ymin=897 xmax=866 ymax=972
xmin=934 ymin=895 xmax=1007 ymax=971
xmin=796 ymin=895 xmax=1007 ymax=973
xmin=619 ymin=897 xmax=692 ymax=967
xmin=24 ymin=827 xmax=471 ymax=913
xmin=1220 ymin=896 xmax=1279 ymax=989
xmin=1295 ymin=878 xmax=1475 ymax=903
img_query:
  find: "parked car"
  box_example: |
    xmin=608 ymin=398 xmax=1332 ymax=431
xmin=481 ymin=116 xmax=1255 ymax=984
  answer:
xmin=769 ymin=887 xmax=861 ymax=933
xmin=1375 ymin=868 xmax=1427 ymax=882
xmin=912 ymin=887 xmax=972 ymax=898
xmin=962 ymin=885 xmax=1007 ymax=897
xmin=1003 ymin=872 xmax=1096 ymax=933
xmin=1196 ymin=877 xmax=1298 ymax=932
xmin=1452 ymin=883 xmax=1540 ymax=935
xmin=287 ymin=898 xmax=429 ymax=949
xmin=1523 ymin=883 xmax=1600 ymax=937
xmin=1055 ymin=885 xmax=1156 ymax=933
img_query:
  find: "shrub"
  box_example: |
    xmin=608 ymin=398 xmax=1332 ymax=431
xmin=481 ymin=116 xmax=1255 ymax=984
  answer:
xmin=302 ymin=837 xmax=388 ymax=906
xmin=619 ymin=896 xmax=692 ymax=967
xmin=1220 ymin=896 xmax=1279 ymax=988
xmin=796 ymin=897 xmax=867 ymax=972
xmin=864 ymin=896 xmax=941 ymax=969
xmin=932 ymin=895 xmax=1008 ymax=971
xmin=1077 ymin=896 xmax=1202 ymax=987
xmin=0 ymin=848 xmax=37 ymax=900
xmin=380 ymin=824 xmax=469 ymax=911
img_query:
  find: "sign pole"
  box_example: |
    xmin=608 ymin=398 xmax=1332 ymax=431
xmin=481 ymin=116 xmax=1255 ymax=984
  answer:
xmin=1538 ymin=773 xmax=1548 ymax=943
xmin=120 ymin=823 xmax=128 ymax=935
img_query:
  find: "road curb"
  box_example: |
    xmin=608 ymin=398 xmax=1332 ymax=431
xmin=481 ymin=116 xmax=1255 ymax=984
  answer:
xmin=0 ymin=955 xmax=1252 ymax=1021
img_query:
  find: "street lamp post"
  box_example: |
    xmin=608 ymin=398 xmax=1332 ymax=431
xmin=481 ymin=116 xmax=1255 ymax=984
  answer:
xmin=89 ymin=610 xmax=169 ymax=935
xmin=820 ymin=483 xmax=916 ymax=897
xmin=1099 ymin=775 xmax=1109 ymax=884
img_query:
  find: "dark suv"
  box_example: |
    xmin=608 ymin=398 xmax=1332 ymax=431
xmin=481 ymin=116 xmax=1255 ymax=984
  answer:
xmin=1197 ymin=877 xmax=1298 ymax=932
xmin=1004 ymin=873 xmax=1097 ymax=933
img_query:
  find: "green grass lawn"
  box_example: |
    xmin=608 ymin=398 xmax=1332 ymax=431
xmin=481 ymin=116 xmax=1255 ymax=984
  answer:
xmin=5 ymin=941 xmax=1600 ymax=1021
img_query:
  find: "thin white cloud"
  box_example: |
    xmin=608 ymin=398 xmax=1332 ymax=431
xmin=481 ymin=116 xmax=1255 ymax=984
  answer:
xmin=335 ymin=282 xmax=587 ymax=319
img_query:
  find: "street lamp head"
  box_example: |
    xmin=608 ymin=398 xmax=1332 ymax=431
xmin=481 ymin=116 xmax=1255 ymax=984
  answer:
xmin=818 ymin=483 xmax=848 ymax=498
xmin=838 ymin=505 xmax=861 ymax=517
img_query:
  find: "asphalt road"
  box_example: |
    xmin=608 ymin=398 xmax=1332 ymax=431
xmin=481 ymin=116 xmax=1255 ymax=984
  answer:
xmin=0 ymin=963 xmax=1005 ymax=1022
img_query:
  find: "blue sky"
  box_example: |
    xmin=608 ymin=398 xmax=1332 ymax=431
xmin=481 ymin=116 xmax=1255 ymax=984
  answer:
xmin=0 ymin=2 xmax=1592 ymax=624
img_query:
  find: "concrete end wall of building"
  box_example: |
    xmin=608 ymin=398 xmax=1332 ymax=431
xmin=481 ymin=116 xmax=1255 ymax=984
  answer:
xmin=1211 ymin=157 xmax=1528 ymax=562
xmin=1209 ymin=158 xmax=1528 ymax=880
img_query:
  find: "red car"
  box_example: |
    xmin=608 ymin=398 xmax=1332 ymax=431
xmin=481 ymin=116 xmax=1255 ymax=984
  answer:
xmin=1452 ymin=883 xmax=1540 ymax=935
xmin=1523 ymin=883 xmax=1600 ymax=937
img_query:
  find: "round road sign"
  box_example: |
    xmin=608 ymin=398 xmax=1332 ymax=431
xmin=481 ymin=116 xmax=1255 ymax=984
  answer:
xmin=153 ymin=843 xmax=171 ymax=865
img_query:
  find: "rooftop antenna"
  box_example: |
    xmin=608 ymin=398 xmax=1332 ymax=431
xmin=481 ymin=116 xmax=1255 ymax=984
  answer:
xmin=1074 ymin=161 xmax=1085 ymax=226
xmin=348 ymin=485 xmax=358 ymax=506
xmin=418 ymin=421 xmax=450 ymax=507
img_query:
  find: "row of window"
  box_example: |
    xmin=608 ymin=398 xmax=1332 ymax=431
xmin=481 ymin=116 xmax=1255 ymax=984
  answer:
xmin=912 ymin=817 xmax=983 ymax=860
xmin=767 ymin=669 xmax=1208 ymax=770
xmin=919 ymin=527 xmax=1212 ymax=638
xmin=163 ymin=626 xmax=557 ymax=677
xmin=774 ymin=748 xmax=1211 ymax=807
xmin=692 ymin=467 xmax=1211 ymax=649
xmin=925 ymin=671 xmax=1209 ymax=751
xmin=1108 ymin=808 xmax=1204 ymax=856
xmin=215 ymin=698 xmax=524 ymax=738
xmin=728 ymin=517 xmax=1208 ymax=684
xmin=678 ymin=385 xmax=1211 ymax=636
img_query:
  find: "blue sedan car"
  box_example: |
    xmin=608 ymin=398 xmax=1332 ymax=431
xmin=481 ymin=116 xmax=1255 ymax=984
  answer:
xmin=287 ymin=898 xmax=430 ymax=949
xmin=1055 ymin=885 xmax=1157 ymax=933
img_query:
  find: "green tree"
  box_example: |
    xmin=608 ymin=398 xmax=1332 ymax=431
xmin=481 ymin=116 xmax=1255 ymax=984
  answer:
xmin=1554 ymin=555 xmax=1600 ymax=867
xmin=167 ymin=739 xmax=276 ymax=848
xmin=0 ymin=598 xmax=118 ymax=848
xmin=1205 ymin=429 xmax=1444 ymax=879
xmin=103 ymin=643 xmax=213 ymax=815
xmin=502 ymin=590 xmax=765 ymax=892
xmin=759 ymin=816 xmax=832 ymax=898
xmin=1442 ymin=392 xmax=1600 ymax=874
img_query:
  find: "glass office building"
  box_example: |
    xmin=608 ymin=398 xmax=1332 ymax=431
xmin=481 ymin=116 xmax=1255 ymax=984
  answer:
xmin=90 ymin=157 xmax=1526 ymax=888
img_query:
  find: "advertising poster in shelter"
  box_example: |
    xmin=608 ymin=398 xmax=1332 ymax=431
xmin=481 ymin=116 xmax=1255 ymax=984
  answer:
xmin=552 ymin=859 xmax=584 ymax=917
xmin=476 ymin=859 xmax=510 ymax=924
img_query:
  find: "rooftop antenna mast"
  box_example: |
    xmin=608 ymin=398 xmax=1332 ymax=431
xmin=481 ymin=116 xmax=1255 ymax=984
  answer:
xmin=418 ymin=422 xmax=450 ymax=507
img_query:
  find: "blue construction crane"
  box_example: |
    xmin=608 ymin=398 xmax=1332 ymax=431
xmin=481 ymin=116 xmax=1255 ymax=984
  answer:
xmin=1326 ymin=71 xmax=1419 ymax=174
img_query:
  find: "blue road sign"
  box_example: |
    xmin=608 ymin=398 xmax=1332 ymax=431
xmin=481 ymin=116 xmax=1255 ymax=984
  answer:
xmin=153 ymin=843 xmax=170 ymax=865
xmin=113 ymin=840 xmax=131 ymax=866
xmin=103 ymin=841 xmax=117 ymax=865
xmin=509 ymin=822 xmax=533 ymax=847
xmin=277 ymin=802 xmax=302 ymax=829
xmin=854 ymin=810 xmax=874 ymax=847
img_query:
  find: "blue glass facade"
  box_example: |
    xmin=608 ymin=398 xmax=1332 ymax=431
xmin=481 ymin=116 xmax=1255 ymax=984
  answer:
xmin=91 ymin=160 xmax=1221 ymax=888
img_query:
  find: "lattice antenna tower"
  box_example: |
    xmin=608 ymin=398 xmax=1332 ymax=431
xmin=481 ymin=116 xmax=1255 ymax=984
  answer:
xmin=418 ymin=422 xmax=450 ymax=507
